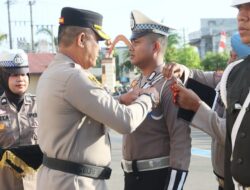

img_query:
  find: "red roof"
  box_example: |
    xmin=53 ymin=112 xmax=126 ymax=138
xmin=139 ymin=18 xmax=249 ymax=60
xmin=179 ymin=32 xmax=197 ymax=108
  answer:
xmin=28 ymin=53 xmax=55 ymax=74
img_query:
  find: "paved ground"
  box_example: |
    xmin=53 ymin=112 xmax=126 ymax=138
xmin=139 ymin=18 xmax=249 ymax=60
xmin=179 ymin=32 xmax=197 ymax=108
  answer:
xmin=107 ymin=128 xmax=218 ymax=190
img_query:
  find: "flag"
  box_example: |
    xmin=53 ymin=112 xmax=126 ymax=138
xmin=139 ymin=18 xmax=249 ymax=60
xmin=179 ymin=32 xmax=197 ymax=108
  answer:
xmin=218 ymin=31 xmax=226 ymax=53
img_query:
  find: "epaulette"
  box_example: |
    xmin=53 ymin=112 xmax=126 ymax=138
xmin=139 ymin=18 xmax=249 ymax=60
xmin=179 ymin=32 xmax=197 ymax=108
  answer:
xmin=24 ymin=93 xmax=36 ymax=104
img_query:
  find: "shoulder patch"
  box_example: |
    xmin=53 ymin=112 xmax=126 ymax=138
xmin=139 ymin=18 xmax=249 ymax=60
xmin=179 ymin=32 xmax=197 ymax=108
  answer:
xmin=1 ymin=97 xmax=7 ymax=105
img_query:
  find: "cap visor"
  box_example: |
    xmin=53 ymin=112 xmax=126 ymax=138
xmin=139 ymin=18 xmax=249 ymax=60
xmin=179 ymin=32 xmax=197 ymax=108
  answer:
xmin=93 ymin=28 xmax=110 ymax=41
xmin=3 ymin=67 xmax=29 ymax=74
xmin=130 ymin=31 xmax=150 ymax=40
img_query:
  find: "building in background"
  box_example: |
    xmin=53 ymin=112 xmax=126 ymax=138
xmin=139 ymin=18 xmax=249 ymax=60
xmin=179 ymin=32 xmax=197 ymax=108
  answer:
xmin=189 ymin=18 xmax=238 ymax=58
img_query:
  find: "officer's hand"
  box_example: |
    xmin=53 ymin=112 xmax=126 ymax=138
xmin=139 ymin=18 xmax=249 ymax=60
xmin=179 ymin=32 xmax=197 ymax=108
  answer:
xmin=171 ymin=82 xmax=201 ymax=112
xmin=119 ymin=87 xmax=141 ymax=105
xmin=140 ymin=87 xmax=160 ymax=108
xmin=163 ymin=63 xmax=185 ymax=80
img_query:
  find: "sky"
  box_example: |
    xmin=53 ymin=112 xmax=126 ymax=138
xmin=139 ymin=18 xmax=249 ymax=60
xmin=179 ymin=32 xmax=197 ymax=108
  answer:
xmin=0 ymin=0 xmax=238 ymax=48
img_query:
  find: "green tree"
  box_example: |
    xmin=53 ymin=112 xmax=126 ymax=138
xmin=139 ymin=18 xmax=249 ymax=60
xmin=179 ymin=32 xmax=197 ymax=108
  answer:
xmin=0 ymin=33 xmax=7 ymax=45
xmin=202 ymin=52 xmax=229 ymax=71
xmin=164 ymin=33 xmax=180 ymax=63
xmin=121 ymin=49 xmax=134 ymax=72
xmin=176 ymin=46 xmax=201 ymax=69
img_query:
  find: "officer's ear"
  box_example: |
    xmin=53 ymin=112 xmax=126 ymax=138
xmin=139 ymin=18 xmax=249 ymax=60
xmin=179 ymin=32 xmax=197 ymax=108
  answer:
xmin=77 ymin=32 xmax=86 ymax=48
xmin=152 ymin=41 xmax=161 ymax=56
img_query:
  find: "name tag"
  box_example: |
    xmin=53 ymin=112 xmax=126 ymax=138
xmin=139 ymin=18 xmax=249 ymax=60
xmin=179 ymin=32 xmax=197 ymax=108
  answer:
xmin=0 ymin=115 xmax=9 ymax=121
xmin=28 ymin=113 xmax=37 ymax=118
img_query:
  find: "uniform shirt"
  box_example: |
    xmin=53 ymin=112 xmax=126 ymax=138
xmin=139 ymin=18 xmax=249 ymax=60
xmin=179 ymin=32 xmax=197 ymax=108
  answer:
xmin=0 ymin=93 xmax=38 ymax=147
xmin=188 ymin=69 xmax=226 ymax=178
xmin=0 ymin=92 xmax=38 ymax=190
xmin=123 ymin=64 xmax=191 ymax=171
xmin=223 ymin=56 xmax=250 ymax=188
xmin=36 ymin=53 xmax=153 ymax=190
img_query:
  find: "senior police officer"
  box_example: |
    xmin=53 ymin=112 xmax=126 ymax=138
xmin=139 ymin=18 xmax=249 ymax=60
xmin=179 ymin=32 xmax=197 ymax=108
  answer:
xmin=220 ymin=0 xmax=250 ymax=189
xmin=36 ymin=7 xmax=159 ymax=190
xmin=119 ymin=10 xmax=191 ymax=190
xmin=0 ymin=49 xmax=40 ymax=190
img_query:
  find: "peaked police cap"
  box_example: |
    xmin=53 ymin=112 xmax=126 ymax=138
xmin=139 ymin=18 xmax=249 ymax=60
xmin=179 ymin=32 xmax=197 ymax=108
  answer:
xmin=59 ymin=7 xmax=110 ymax=41
xmin=0 ymin=49 xmax=29 ymax=74
xmin=130 ymin=10 xmax=172 ymax=40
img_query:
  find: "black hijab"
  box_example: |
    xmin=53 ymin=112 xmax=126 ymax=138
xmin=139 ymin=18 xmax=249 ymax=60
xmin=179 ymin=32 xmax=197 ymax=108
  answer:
xmin=0 ymin=68 xmax=26 ymax=112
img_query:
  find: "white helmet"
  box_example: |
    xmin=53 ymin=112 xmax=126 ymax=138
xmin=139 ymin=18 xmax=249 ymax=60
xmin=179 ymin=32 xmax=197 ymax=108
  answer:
xmin=0 ymin=49 xmax=29 ymax=74
xmin=232 ymin=0 xmax=250 ymax=7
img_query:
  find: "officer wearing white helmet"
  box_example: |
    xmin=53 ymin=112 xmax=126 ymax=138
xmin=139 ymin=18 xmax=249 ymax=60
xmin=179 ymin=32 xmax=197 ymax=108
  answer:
xmin=220 ymin=0 xmax=250 ymax=189
xmin=119 ymin=10 xmax=191 ymax=190
xmin=0 ymin=49 xmax=41 ymax=190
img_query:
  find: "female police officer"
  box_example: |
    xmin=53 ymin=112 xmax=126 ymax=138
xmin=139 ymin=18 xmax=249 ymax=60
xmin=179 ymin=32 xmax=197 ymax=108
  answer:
xmin=0 ymin=49 xmax=40 ymax=190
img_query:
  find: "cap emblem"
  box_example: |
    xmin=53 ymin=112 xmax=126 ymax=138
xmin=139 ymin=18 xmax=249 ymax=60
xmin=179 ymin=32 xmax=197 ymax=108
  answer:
xmin=13 ymin=54 xmax=24 ymax=66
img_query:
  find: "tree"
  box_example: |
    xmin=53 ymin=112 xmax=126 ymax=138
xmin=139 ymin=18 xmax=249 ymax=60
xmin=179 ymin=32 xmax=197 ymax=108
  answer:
xmin=176 ymin=46 xmax=201 ymax=69
xmin=201 ymin=52 xmax=229 ymax=71
xmin=0 ymin=33 xmax=7 ymax=45
xmin=164 ymin=33 xmax=180 ymax=63
xmin=164 ymin=32 xmax=201 ymax=69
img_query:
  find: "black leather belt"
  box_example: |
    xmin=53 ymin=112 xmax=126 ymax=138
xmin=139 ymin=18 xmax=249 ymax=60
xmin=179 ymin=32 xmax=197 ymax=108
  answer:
xmin=42 ymin=155 xmax=112 ymax=179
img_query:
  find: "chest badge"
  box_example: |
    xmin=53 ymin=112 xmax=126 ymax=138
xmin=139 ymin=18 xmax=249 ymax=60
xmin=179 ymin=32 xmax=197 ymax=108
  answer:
xmin=0 ymin=123 xmax=5 ymax=131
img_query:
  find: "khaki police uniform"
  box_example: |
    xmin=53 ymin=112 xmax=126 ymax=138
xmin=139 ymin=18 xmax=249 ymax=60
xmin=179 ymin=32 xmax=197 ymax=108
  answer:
xmin=220 ymin=56 xmax=250 ymax=190
xmin=36 ymin=53 xmax=153 ymax=190
xmin=122 ymin=64 xmax=191 ymax=190
xmin=187 ymin=69 xmax=226 ymax=189
xmin=0 ymin=93 xmax=38 ymax=190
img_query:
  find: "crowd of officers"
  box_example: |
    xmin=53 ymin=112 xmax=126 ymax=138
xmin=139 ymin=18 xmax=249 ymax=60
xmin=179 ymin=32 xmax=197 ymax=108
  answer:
xmin=0 ymin=0 xmax=250 ymax=189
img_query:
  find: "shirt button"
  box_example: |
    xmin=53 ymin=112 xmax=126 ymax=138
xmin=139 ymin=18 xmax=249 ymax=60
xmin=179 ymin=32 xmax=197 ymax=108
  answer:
xmin=240 ymin=132 xmax=246 ymax=138
xmin=237 ymin=158 xmax=243 ymax=164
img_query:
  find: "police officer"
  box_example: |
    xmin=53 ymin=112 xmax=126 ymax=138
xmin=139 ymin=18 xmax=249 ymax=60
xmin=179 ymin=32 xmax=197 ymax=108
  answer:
xmin=163 ymin=31 xmax=250 ymax=190
xmin=36 ymin=7 xmax=159 ymax=190
xmin=119 ymin=10 xmax=191 ymax=190
xmin=0 ymin=49 xmax=39 ymax=190
xmin=220 ymin=0 xmax=250 ymax=189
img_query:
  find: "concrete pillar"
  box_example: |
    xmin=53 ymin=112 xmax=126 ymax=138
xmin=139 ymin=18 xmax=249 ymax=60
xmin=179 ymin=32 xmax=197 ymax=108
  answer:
xmin=101 ymin=57 xmax=116 ymax=92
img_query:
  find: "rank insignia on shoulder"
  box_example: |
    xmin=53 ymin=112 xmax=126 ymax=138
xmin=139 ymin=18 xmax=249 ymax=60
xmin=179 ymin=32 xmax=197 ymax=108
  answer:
xmin=130 ymin=79 xmax=138 ymax=88
xmin=1 ymin=98 xmax=7 ymax=105
xmin=88 ymin=74 xmax=102 ymax=87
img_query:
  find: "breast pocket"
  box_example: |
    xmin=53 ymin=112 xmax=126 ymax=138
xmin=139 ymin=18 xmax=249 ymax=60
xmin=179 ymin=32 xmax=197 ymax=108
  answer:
xmin=0 ymin=114 xmax=11 ymax=132
xmin=0 ymin=114 xmax=16 ymax=147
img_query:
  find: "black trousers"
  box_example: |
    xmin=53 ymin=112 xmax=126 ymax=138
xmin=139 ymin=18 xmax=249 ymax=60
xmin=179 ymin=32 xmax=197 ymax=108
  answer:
xmin=218 ymin=186 xmax=223 ymax=190
xmin=124 ymin=168 xmax=169 ymax=190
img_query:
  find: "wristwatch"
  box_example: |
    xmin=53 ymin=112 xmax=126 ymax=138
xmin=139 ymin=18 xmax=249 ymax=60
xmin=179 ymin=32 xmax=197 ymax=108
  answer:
xmin=141 ymin=92 xmax=158 ymax=108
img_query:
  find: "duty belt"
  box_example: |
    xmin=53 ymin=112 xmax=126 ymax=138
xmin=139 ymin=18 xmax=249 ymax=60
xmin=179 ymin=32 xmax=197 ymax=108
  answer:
xmin=42 ymin=155 xmax=112 ymax=179
xmin=121 ymin=156 xmax=169 ymax=173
